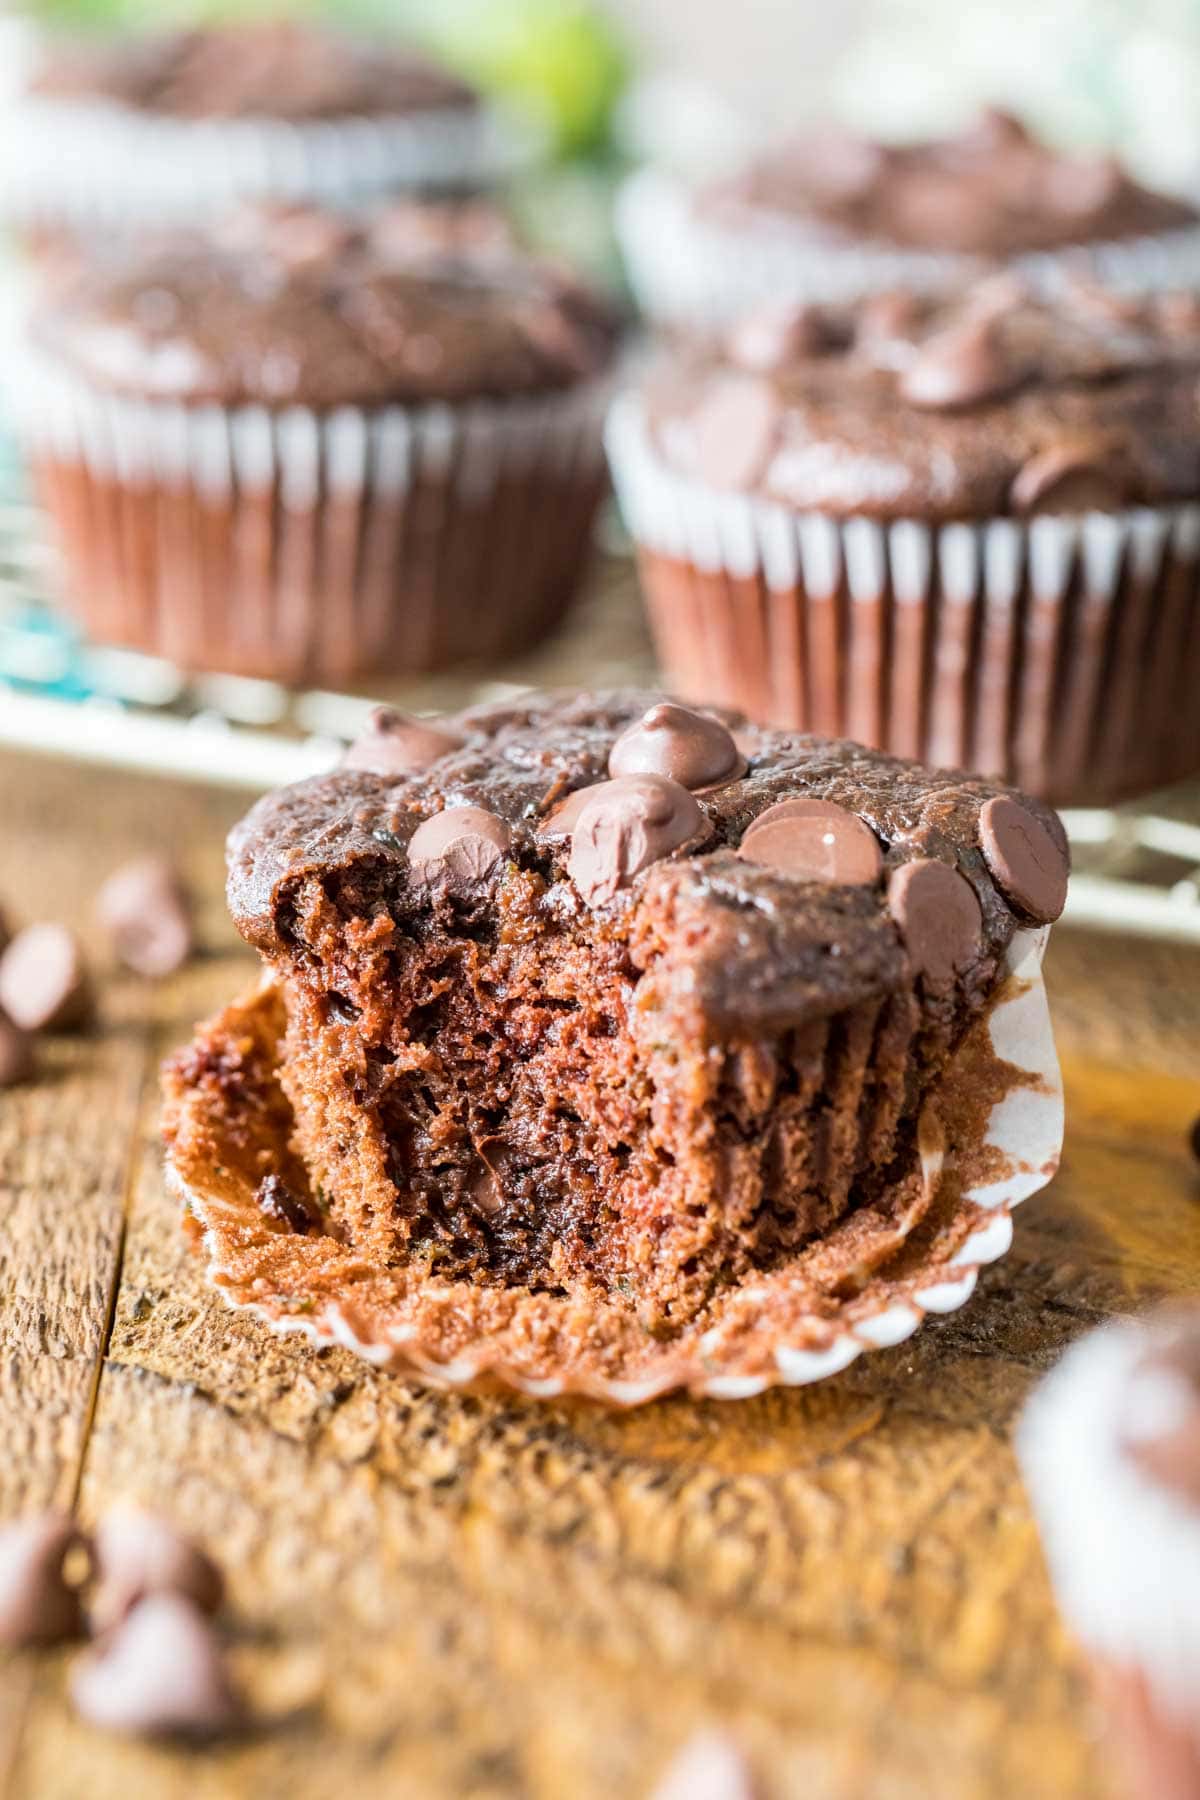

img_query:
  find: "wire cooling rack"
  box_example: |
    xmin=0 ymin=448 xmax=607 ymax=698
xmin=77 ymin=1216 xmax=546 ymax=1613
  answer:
xmin=1 ymin=456 xmax=1199 ymax=943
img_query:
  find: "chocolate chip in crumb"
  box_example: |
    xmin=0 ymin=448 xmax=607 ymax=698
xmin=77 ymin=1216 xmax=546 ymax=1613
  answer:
xmin=70 ymin=1593 xmax=241 ymax=1739
xmin=0 ymin=1008 xmax=34 ymax=1087
xmin=898 ymin=318 xmax=1020 ymax=411
xmin=91 ymin=1506 xmax=224 ymax=1635
xmin=688 ymin=375 xmax=779 ymax=491
xmin=0 ymin=924 xmax=92 ymax=1032
xmin=0 ymin=1513 xmax=88 ymax=1649
xmin=256 ymin=1174 xmax=321 ymax=1236
xmin=537 ymin=784 xmax=605 ymax=840
xmin=887 ymin=859 xmax=983 ymax=985
xmin=96 ymin=856 xmax=193 ymax=978
xmin=341 ymin=707 xmax=464 ymax=777
xmin=1009 ymin=438 xmax=1129 ymax=514
xmin=408 ymin=806 xmax=512 ymax=883
xmin=727 ymin=301 xmax=830 ymax=372
xmin=609 ymin=704 xmax=744 ymax=791
xmin=978 ymin=795 xmax=1069 ymax=922
xmin=737 ymin=798 xmax=882 ymax=885
xmin=569 ymin=775 xmax=709 ymax=907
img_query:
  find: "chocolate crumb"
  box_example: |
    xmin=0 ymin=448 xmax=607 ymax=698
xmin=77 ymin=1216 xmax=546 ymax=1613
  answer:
xmin=256 ymin=1174 xmax=321 ymax=1235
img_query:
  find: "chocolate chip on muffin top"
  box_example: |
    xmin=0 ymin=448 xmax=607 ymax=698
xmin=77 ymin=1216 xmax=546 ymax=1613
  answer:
xmin=646 ymin=278 xmax=1200 ymax=519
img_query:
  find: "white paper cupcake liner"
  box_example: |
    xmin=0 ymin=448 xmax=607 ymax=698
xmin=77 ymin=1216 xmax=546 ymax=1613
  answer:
xmin=163 ymin=927 xmax=1062 ymax=1406
xmin=616 ymin=166 xmax=1200 ymax=330
xmin=15 ymin=353 xmax=609 ymax=682
xmin=606 ymin=391 xmax=1200 ymax=804
xmin=0 ymin=94 xmax=535 ymax=236
xmin=1019 ymin=1318 xmax=1200 ymax=1725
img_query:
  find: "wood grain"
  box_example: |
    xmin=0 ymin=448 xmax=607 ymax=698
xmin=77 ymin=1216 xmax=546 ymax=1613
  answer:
xmin=0 ymin=747 xmax=1197 ymax=1800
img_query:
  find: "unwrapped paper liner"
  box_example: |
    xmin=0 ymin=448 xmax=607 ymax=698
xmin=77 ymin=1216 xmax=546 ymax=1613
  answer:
xmin=605 ymin=392 xmax=1200 ymax=804
xmin=616 ymin=166 xmax=1200 ymax=329
xmin=164 ymin=927 xmax=1063 ymax=1406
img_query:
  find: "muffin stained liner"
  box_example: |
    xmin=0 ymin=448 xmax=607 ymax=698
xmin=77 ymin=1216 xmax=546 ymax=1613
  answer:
xmin=607 ymin=393 xmax=1200 ymax=805
xmin=615 ymin=166 xmax=1200 ymax=331
xmin=0 ymin=95 xmax=532 ymax=237
xmin=19 ymin=364 xmax=610 ymax=684
xmin=162 ymin=929 xmax=1062 ymax=1406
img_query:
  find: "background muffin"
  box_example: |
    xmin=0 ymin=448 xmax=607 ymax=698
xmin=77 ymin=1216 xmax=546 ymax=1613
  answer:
xmin=607 ymin=275 xmax=1200 ymax=805
xmin=617 ymin=110 xmax=1200 ymax=331
xmin=19 ymin=201 xmax=617 ymax=684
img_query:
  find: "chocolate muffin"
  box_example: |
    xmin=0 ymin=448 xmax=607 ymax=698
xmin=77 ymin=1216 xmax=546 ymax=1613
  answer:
xmin=207 ymin=691 xmax=1066 ymax=1339
xmin=617 ymin=110 xmax=1200 ymax=330
xmin=0 ymin=22 xmax=523 ymax=246
xmin=608 ymin=276 xmax=1200 ymax=803
xmin=20 ymin=203 xmax=616 ymax=683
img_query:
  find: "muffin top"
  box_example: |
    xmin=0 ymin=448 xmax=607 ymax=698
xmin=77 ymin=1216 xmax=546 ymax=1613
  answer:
xmin=227 ymin=690 xmax=1068 ymax=1036
xmin=30 ymin=22 xmax=478 ymax=122
xmin=32 ymin=203 xmax=618 ymax=409
xmin=643 ymin=277 xmax=1200 ymax=520
xmin=701 ymin=110 xmax=1198 ymax=257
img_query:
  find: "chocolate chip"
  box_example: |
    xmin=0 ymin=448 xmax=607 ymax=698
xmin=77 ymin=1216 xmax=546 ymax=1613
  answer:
xmin=0 ymin=1008 xmax=34 ymax=1087
xmin=856 ymin=288 xmax=923 ymax=348
xmin=1046 ymin=153 xmax=1121 ymax=219
xmin=688 ymin=376 xmax=779 ymax=491
xmin=0 ymin=1513 xmax=87 ymax=1648
xmin=978 ymin=795 xmax=1069 ymax=922
xmin=536 ymin=785 xmax=604 ymax=840
xmin=803 ymin=125 xmax=886 ymax=202
xmin=91 ymin=1507 xmax=224 ymax=1636
xmin=0 ymin=924 xmax=92 ymax=1032
xmin=887 ymin=859 xmax=983 ymax=984
xmin=727 ymin=302 xmax=829 ymax=372
xmin=263 ymin=207 xmax=357 ymax=269
xmin=1009 ymin=438 xmax=1130 ymax=513
xmin=899 ymin=319 xmax=1020 ymax=411
xmin=96 ymin=857 xmax=193 ymax=978
xmin=255 ymin=1174 xmax=321 ymax=1237
xmin=568 ymin=776 xmax=708 ymax=907
xmin=342 ymin=707 xmax=463 ymax=777
xmin=609 ymin=704 xmax=744 ymax=791
xmin=652 ymin=1731 xmax=757 ymax=1800
xmin=737 ymin=798 xmax=882 ymax=885
xmin=408 ymin=806 xmax=512 ymax=883
xmin=71 ymin=1593 xmax=241 ymax=1739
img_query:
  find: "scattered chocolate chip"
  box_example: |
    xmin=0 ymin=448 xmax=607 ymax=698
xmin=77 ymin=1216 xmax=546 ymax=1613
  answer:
xmin=609 ymin=704 xmax=744 ymax=791
xmin=1009 ymin=438 xmax=1129 ymax=513
xmin=887 ymin=859 xmax=983 ymax=984
xmin=255 ymin=1174 xmax=321 ymax=1237
xmin=0 ymin=1007 xmax=34 ymax=1087
xmin=568 ymin=776 xmax=708 ymax=908
xmin=727 ymin=301 xmax=829 ymax=372
xmin=71 ymin=1593 xmax=241 ymax=1739
xmin=341 ymin=707 xmax=464 ymax=777
xmin=652 ymin=1730 xmax=757 ymax=1800
xmin=90 ymin=1506 xmax=224 ymax=1635
xmin=408 ymin=806 xmax=512 ymax=883
xmin=737 ymin=798 xmax=882 ymax=885
xmin=978 ymin=795 xmax=1069 ymax=922
xmin=899 ymin=319 xmax=1020 ymax=411
xmin=688 ymin=375 xmax=779 ymax=491
xmin=856 ymin=288 xmax=923 ymax=348
xmin=0 ymin=924 xmax=92 ymax=1032
xmin=95 ymin=856 xmax=193 ymax=978
xmin=0 ymin=1513 xmax=88 ymax=1648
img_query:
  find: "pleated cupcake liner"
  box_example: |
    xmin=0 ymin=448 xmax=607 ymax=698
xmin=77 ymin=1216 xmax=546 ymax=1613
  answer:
xmin=16 ymin=358 xmax=610 ymax=684
xmin=0 ymin=94 xmax=535 ymax=236
xmin=606 ymin=392 xmax=1200 ymax=805
xmin=163 ymin=928 xmax=1062 ymax=1406
xmin=615 ymin=166 xmax=1200 ymax=330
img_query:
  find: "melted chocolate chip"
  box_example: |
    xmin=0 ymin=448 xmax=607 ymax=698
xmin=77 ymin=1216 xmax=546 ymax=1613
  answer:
xmin=898 ymin=319 xmax=1020 ymax=411
xmin=737 ymin=798 xmax=882 ymax=885
xmin=71 ymin=1593 xmax=242 ymax=1739
xmin=342 ymin=707 xmax=464 ymax=777
xmin=887 ymin=859 xmax=983 ymax=984
xmin=0 ymin=924 xmax=93 ymax=1033
xmin=568 ymin=775 xmax=708 ymax=907
xmin=608 ymin=703 xmax=743 ymax=791
xmin=0 ymin=1514 xmax=87 ymax=1649
xmin=978 ymin=795 xmax=1069 ymax=922
xmin=408 ymin=805 xmax=512 ymax=882
xmin=688 ymin=375 xmax=779 ymax=490
xmin=256 ymin=1173 xmax=321 ymax=1236
xmin=536 ymin=785 xmax=604 ymax=840
xmin=1009 ymin=438 xmax=1129 ymax=513
xmin=92 ymin=1507 xmax=224 ymax=1635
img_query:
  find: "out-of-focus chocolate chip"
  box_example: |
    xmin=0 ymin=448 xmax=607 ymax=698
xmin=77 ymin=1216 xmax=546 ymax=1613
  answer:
xmin=408 ymin=806 xmax=512 ymax=883
xmin=652 ymin=1730 xmax=757 ymax=1800
xmin=1046 ymin=153 xmax=1121 ymax=219
xmin=899 ymin=319 xmax=1020 ymax=411
xmin=0 ymin=1007 xmax=34 ymax=1087
xmin=887 ymin=859 xmax=983 ymax=984
xmin=70 ymin=1593 xmax=241 ymax=1739
xmin=91 ymin=1506 xmax=224 ymax=1636
xmin=979 ymin=795 xmax=1069 ymax=922
xmin=856 ymin=288 xmax=923 ymax=348
xmin=0 ymin=924 xmax=92 ymax=1032
xmin=609 ymin=704 xmax=744 ymax=791
xmin=341 ymin=707 xmax=464 ymax=777
xmin=96 ymin=856 xmax=193 ymax=978
xmin=688 ymin=375 xmax=779 ymax=491
xmin=255 ymin=1174 xmax=321 ymax=1237
xmin=1156 ymin=291 xmax=1200 ymax=339
xmin=0 ymin=1513 xmax=88 ymax=1648
xmin=737 ymin=798 xmax=882 ymax=885
xmin=1009 ymin=438 xmax=1129 ymax=513
xmin=801 ymin=125 xmax=886 ymax=202
xmin=727 ymin=302 xmax=830 ymax=372
xmin=568 ymin=775 xmax=709 ymax=907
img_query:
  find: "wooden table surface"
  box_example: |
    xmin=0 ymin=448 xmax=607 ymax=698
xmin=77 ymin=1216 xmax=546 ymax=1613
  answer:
xmin=0 ymin=744 xmax=1197 ymax=1800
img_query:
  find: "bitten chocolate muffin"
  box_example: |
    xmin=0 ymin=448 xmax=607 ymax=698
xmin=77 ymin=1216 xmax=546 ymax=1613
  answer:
xmin=22 ymin=204 xmax=616 ymax=682
xmin=608 ymin=276 xmax=1200 ymax=804
xmin=219 ymin=691 xmax=1067 ymax=1333
xmin=0 ymin=22 xmax=519 ymax=245
xmin=617 ymin=110 xmax=1200 ymax=330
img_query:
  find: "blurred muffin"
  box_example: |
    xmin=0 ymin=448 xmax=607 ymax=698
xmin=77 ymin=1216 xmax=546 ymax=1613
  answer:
xmin=0 ymin=21 xmax=528 ymax=249
xmin=617 ymin=110 xmax=1200 ymax=331
xmin=1020 ymin=1308 xmax=1200 ymax=1800
xmin=607 ymin=275 xmax=1200 ymax=805
xmin=20 ymin=201 xmax=617 ymax=684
